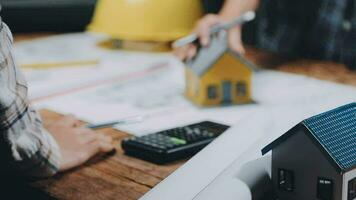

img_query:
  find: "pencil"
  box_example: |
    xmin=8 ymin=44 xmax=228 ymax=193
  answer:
xmin=21 ymin=60 xmax=99 ymax=69
xmin=87 ymin=115 xmax=146 ymax=130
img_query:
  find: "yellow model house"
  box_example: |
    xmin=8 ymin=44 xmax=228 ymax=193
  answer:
xmin=185 ymin=33 xmax=255 ymax=106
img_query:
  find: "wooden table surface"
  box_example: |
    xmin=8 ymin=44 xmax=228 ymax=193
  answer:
xmin=14 ymin=33 xmax=356 ymax=200
xmin=33 ymin=110 xmax=184 ymax=200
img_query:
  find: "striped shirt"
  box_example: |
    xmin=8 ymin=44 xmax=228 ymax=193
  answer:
xmin=256 ymin=0 xmax=356 ymax=69
xmin=0 ymin=21 xmax=61 ymax=178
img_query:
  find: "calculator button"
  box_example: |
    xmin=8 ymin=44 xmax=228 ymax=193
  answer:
xmin=170 ymin=137 xmax=187 ymax=145
xmin=166 ymin=144 xmax=175 ymax=148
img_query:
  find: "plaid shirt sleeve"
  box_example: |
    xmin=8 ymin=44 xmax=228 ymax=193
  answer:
xmin=0 ymin=22 xmax=61 ymax=178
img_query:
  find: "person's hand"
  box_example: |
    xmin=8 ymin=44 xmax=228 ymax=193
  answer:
xmin=174 ymin=14 xmax=245 ymax=61
xmin=45 ymin=115 xmax=114 ymax=172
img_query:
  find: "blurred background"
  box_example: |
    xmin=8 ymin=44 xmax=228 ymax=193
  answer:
xmin=0 ymin=0 xmax=255 ymax=46
xmin=0 ymin=0 xmax=96 ymax=32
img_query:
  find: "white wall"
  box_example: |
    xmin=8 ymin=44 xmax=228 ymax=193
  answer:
xmin=342 ymin=169 xmax=356 ymax=200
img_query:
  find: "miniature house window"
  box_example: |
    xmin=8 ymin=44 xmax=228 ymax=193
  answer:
xmin=278 ymin=169 xmax=294 ymax=192
xmin=349 ymin=178 xmax=356 ymax=200
xmin=317 ymin=178 xmax=333 ymax=200
xmin=236 ymin=81 xmax=247 ymax=97
xmin=207 ymin=85 xmax=218 ymax=99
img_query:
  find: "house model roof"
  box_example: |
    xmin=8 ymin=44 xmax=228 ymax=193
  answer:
xmin=262 ymin=102 xmax=356 ymax=173
xmin=185 ymin=32 xmax=256 ymax=77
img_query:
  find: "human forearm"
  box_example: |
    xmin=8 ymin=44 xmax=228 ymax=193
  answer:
xmin=219 ymin=0 xmax=260 ymax=19
xmin=0 ymin=12 xmax=114 ymax=178
xmin=0 ymin=23 xmax=62 ymax=178
xmin=5 ymin=109 xmax=62 ymax=178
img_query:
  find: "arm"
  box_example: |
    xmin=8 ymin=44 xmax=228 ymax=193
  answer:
xmin=0 ymin=23 xmax=61 ymax=178
xmin=0 ymin=22 xmax=114 ymax=179
xmin=219 ymin=0 xmax=260 ymax=19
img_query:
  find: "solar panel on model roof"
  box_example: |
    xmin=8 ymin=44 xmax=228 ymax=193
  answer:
xmin=303 ymin=102 xmax=356 ymax=171
xmin=262 ymin=102 xmax=356 ymax=172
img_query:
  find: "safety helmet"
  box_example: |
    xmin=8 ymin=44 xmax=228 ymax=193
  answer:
xmin=88 ymin=0 xmax=203 ymax=42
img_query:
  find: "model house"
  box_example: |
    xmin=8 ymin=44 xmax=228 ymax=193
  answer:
xmin=262 ymin=103 xmax=356 ymax=200
xmin=185 ymin=33 xmax=255 ymax=106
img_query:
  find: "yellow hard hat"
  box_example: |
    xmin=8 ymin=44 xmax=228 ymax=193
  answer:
xmin=88 ymin=0 xmax=203 ymax=42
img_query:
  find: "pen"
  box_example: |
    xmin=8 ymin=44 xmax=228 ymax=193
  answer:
xmin=87 ymin=115 xmax=146 ymax=130
xmin=172 ymin=11 xmax=256 ymax=48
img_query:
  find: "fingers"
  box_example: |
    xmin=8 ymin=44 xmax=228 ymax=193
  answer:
xmin=69 ymin=135 xmax=114 ymax=168
xmin=79 ymin=132 xmax=112 ymax=144
xmin=228 ymin=27 xmax=245 ymax=55
xmin=196 ymin=14 xmax=222 ymax=46
xmin=79 ymin=131 xmax=113 ymax=151
xmin=187 ymin=46 xmax=197 ymax=60
xmin=174 ymin=14 xmax=246 ymax=61
xmin=99 ymin=134 xmax=112 ymax=144
xmin=58 ymin=130 xmax=114 ymax=172
xmin=174 ymin=44 xmax=197 ymax=61
xmin=81 ymin=139 xmax=114 ymax=162
xmin=174 ymin=45 xmax=190 ymax=60
xmin=78 ymin=132 xmax=97 ymax=143
xmin=74 ymin=126 xmax=95 ymax=135
xmin=174 ymin=14 xmax=222 ymax=61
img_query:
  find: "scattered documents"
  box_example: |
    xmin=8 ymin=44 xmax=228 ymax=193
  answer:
xmin=15 ymin=33 xmax=356 ymax=137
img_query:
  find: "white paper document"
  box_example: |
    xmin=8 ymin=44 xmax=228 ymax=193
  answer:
xmin=31 ymin=65 xmax=356 ymax=137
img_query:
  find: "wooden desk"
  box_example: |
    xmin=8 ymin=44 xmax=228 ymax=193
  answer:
xmin=14 ymin=34 xmax=356 ymax=199
xmin=32 ymin=110 xmax=183 ymax=200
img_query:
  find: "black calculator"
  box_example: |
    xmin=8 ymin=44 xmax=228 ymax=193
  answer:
xmin=121 ymin=121 xmax=230 ymax=164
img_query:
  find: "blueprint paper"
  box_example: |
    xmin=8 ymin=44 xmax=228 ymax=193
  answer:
xmin=13 ymin=33 xmax=105 ymax=64
xmin=16 ymin=33 xmax=356 ymax=137
xmin=31 ymin=66 xmax=356 ymax=136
